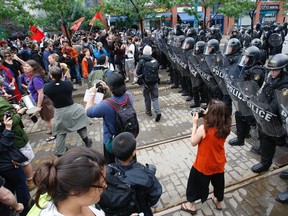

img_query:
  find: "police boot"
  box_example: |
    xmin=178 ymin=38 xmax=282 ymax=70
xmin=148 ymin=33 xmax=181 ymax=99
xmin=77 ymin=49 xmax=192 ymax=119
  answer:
xmin=276 ymin=192 xmax=288 ymax=204
xmin=251 ymin=163 xmax=270 ymax=173
xmin=228 ymin=137 xmax=244 ymax=146
xmin=280 ymin=170 xmax=288 ymax=180
xmin=250 ymin=146 xmax=261 ymax=155
xmin=190 ymin=102 xmax=200 ymax=108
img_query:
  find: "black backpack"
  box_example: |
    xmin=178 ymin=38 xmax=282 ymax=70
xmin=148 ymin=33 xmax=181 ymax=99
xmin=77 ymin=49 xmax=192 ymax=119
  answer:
xmin=98 ymin=164 xmax=140 ymax=216
xmin=105 ymin=94 xmax=139 ymax=138
xmin=143 ymin=59 xmax=159 ymax=84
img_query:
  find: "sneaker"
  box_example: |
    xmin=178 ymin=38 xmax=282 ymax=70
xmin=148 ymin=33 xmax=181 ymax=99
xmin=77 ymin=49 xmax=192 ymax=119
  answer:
xmin=155 ymin=113 xmax=161 ymax=122
xmin=125 ymin=77 xmax=130 ymax=82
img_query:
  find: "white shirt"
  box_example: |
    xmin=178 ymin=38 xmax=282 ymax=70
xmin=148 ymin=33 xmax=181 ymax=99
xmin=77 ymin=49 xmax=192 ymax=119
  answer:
xmin=126 ymin=43 xmax=135 ymax=59
xmin=39 ymin=201 xmax=105 ymax=216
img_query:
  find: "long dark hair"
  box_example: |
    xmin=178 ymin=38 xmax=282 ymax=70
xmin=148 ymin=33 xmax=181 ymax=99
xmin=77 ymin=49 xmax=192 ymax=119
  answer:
xmin=26 ymin=59 xmax=46 ymax=78
xmin=33 ymin=147 xmax=105 ymax=208
xmin=204 ymin=100 xmax=231 ymax=139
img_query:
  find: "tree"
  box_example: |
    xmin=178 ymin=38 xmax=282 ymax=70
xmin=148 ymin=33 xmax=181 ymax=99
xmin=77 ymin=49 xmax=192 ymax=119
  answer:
xmin=103 ymin=0 xmax=175 ymax=38
xmin=27 ymin=0 xmax=97 ymax=40
xmin=218 ymin=0 xmax=260 ymax=34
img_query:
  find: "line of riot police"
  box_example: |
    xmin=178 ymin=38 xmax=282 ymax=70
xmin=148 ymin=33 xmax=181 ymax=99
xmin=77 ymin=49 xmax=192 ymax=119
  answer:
xmin=154 ymin=24 xmax=288 ymax=174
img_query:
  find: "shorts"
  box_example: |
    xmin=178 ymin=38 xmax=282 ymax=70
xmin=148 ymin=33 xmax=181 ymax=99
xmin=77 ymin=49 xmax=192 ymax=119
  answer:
xmin=125 ymin=59 xmax=135 ymax=73
xmin=19 ymin=142 xmax=35 ymax=166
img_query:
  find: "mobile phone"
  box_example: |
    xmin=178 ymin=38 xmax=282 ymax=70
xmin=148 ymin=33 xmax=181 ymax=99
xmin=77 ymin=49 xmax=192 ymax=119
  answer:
xmin=4 ymin=111 xmax=11 ymax=118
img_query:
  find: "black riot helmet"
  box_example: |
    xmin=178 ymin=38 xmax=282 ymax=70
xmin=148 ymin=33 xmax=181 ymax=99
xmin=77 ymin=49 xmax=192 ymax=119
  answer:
xmin=231 ymin=27 xmax=239 ymax=36
xmin=182 ymin=37 xmax=195 ymax=50
xmin=251 ymin=38 xmax=262 ymax=49
xmin=225 ymin=38 xmax=241 ymax=55
xmin=204 ymin=39 xmax=219 ymax=55
xmin=174 ymin=24 xmax=184 ymax=36
xmin=266 ymin=54 xmax=288 ymax=70
xmin=241 ymin=46 xmax=261 ymax=67
xmin=186 ymin=28 xmax=197 ymax=37
xmin=176 ymin=35 xmax=185 ymax=47
xmin=194 ymin=41 xmax=206 ymax=55
xmin=255 ymin=22 xmax=261 ymax=31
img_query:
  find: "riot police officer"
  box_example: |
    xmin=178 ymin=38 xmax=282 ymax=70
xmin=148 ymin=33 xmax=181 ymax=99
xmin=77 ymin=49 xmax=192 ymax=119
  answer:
xmin=224 ymin=38 xmax=242 ymax=65
xmin=251 ymin=38 xmax=267 ymax=66
xmin=223 ymin=38 xmax=243 ymax=115
xmin=186 ymin=28 xmax=198 ymax=42
xmin=190 ymin=41 xmax=208 ymax=108
xmin=251 ymin=54 xmax=288 ymax=173
xmin=204 ymin=39 xmax=223 ymax=100
xmin=182 ymin=37 xmax=195 ymax=101
xmin=228 ymin=46 xmax=265 ymax=147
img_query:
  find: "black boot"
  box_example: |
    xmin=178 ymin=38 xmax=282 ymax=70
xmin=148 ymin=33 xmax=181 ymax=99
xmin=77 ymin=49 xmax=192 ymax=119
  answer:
xmin=280 ymin=170 xmax=288 ymax=180
xmin=228 ymin=137 xmax=244 ymax=146
xmin=276 ymin=192 xmax=288 ymax=204
xmin=190 ymin=102 xmax=200 ymax=108
xmin=83 ymin=137 xmax=92 ymax=148
xmin=251 ymin=163 xmax=270 ymax=173
xmin=250 ymin=146 xmax=261 ymax=155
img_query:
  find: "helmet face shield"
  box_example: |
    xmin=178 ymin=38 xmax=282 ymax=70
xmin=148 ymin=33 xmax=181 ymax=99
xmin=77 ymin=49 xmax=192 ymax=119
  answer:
xmin=238 ymin=55 xmax=249 ymax=67
xmin=204 ymin=45 xmax=213 ymax=55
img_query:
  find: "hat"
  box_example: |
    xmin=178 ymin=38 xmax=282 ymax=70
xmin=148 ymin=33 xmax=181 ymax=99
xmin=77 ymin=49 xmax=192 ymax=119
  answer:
xmin=96 ymin=54 xmax=107 ymax=65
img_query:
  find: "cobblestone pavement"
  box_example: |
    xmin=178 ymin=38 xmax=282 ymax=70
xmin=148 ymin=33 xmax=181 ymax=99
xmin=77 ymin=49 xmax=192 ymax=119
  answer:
xmin=25 ymin=36 xmax=288 ymax=215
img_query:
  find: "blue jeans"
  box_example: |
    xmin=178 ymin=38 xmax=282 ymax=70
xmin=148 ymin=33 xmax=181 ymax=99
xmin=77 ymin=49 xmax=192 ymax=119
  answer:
xmin=143 ymin=83 xmax=161 ymax=114
xmin=69 ymin=64 xmax=82 ymax=82
xmin=1 ymin=167 xmax=31 ymax=216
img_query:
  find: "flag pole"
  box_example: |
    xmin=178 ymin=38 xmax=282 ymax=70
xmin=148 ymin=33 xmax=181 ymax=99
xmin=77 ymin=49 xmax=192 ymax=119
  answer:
xmin=89 ymin=22 xmax=94 ymax=36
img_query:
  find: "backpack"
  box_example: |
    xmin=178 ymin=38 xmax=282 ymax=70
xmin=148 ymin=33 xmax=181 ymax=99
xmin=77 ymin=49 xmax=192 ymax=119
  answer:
xmin=98 ymin=164 xmax=140 ymax=216
xmin=88 ymin=68 xmax=109 ymax=88
xmin=134 ymin=44 xmax=140 ymax=62
xmin=143 ymin=59 xmax=159 ymax=84
xmin=104 ymin=94 xmax=139 ymax=138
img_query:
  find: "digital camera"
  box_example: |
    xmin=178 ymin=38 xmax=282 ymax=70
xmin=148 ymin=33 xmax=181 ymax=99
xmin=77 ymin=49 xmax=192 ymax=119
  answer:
xmin=191 ymin=108 xmax=205 ymax=118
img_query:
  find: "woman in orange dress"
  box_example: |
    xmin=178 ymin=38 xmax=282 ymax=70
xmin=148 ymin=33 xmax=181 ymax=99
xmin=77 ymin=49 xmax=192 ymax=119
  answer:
xmin=181 ymin=100 xmax=232 ymax=214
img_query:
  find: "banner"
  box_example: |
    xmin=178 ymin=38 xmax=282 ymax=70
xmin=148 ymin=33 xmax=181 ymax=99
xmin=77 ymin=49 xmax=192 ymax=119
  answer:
xmin=70 ymin=17 xmax=85 ymax=31
xmin=29 ymin=25 xmax=44 ymax=42
xmin=89 ymin=11 xmax=101 ymax=26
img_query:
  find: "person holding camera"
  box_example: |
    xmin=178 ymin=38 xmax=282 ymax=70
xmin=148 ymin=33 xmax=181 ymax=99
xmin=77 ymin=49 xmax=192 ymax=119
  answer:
xmin=0 ymin=94 xmax=36 ymax=191
xmin=93 ymin=42 xmax=108 ymax=59
xmin=43 ymin=66 xmax=92 ymax=157
xmin=181 ymin=100 xmax=231 ymax=214
xmin=0 ymin=110 xmax=32 ymax=215
xmin=124 ymin=36 xmax=136 ymax=83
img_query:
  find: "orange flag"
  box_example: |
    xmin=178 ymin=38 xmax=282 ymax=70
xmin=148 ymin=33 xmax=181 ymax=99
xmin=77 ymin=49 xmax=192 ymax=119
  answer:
xmin=29 ymin=25 xmax=44 ymax=42
xmin=89 ymin=12 xmax=101 ymax=26
xmin=70 ymin=17 xmax=85 ymax=31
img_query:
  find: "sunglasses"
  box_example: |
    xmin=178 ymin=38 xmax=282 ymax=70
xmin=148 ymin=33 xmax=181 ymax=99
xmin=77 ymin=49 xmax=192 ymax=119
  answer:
xmin=4 ymin=55 xmax=11 ymax=57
